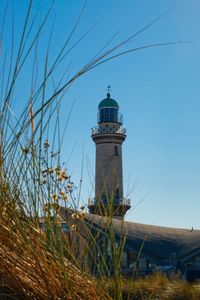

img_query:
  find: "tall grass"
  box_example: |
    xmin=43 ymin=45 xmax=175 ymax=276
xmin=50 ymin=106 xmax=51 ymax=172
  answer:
xmin=0 ymin=1 xmax=189 ymax=299
xmin=98 ymin=273 xmax=200 ymax=300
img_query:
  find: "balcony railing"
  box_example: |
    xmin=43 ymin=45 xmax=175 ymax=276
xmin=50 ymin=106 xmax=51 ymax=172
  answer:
xmin=91 ymin=125 xmax=126 ymax=135
xmin=88 ymin=197 xmax=131 ymax=206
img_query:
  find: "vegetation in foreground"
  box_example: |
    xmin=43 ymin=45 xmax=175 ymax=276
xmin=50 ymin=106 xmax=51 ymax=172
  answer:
xmin=0 ymin=1 xmax=196 ymax=299
xmin=99 ymin=274 xmax=200 ymax=300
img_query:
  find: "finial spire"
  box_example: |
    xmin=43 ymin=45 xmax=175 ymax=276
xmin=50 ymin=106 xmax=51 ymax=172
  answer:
xmin=107 ymin=85 xmax=111 ymax=98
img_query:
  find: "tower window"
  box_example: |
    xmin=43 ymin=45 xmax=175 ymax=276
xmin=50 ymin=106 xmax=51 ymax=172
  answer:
xmin=99 ymin=108 xmax=118 ymax=123
xmin=115 ymin=188 xmax=119 ymax=199
xmin=114 ymin=145 xmax=118 ymax=156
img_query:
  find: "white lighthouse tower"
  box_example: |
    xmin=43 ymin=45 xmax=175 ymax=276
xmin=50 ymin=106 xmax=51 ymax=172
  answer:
xmin=88 ymin=88 xmax=131 ymax=219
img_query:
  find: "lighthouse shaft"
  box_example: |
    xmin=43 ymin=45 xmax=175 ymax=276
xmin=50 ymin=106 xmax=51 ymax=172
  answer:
xmin=94 ymin=130 xmax=125 ymax=201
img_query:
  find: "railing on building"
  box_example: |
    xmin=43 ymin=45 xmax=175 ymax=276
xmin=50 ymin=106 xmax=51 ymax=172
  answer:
xmin=91 ymin=125 xmax=126 ymax=135
xmin=88 ymin=197 xmax=131 ymax=206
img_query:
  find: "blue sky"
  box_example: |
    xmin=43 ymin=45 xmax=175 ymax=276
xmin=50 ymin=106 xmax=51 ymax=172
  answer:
xmin=1 ymin=0 xmax=200 ymax=229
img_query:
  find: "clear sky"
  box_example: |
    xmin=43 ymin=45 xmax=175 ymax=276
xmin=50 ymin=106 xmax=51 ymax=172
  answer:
xmin=1 ymin=0 xmax=200 ymax=229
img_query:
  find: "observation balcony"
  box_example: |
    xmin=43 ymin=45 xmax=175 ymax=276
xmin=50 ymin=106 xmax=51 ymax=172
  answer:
xmin=88 ymin=197 xmax=131 ymax=207
xmin=91 ymin=125 xmax=126 ymax=135
xmin=88 ymin=196 xmax=131 ymax=217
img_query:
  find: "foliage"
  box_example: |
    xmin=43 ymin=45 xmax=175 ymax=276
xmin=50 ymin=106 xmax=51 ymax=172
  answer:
xmin=98 ymin=273 xmax=200 ymax=300
xmin=0 ymin=1 xmax=191 ymax=299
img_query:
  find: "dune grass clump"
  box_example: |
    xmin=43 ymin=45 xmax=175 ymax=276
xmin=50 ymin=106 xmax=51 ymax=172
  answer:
xmin=98 ymin=273 xmax=200 ymax=300
xmin=0 ymin=173 xmax=111 ymax=299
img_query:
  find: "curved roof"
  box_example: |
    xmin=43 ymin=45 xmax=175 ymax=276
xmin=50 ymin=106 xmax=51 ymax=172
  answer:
xmin=59 ymin=208 xmax=200 ymax=262
xmin=98 ymin=93 xmax=119 ymax=109
xmin=84 ymin=213 xmax=200 ymax=261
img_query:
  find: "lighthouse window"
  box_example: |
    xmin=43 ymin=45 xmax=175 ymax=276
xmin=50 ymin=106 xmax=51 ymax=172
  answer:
xmin=114 ymin=145 xmax=118 ymax=156
xmin=115 ymin=188 xmax=119 ymax=199
xmin=100 ymin=108 xmax=118 ymax=123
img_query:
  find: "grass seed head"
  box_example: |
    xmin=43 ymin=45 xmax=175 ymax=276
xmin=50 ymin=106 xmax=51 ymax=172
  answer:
xmin=72 ymin=213 xmax=79 ymax=220
xmin=71 ymin=224 xmax=77 ymax=231
xmin=51 ymin=194 xmax=58 ymax=200
xmin=48 ymin=168 xmax=54 ymax=174
xmin=57 ymin=175 xmax=63 ymax=181
xmin=44 ymin=140 xmax=50 ymax=148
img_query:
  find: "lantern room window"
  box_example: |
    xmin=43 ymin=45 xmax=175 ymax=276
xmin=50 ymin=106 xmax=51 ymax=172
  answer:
xmin=99 ymin=107 xmax=118 ymax=123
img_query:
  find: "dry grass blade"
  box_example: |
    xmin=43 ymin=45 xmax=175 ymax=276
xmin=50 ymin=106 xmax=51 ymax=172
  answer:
xmin=0 ymin=195 xmax=109 ymax=299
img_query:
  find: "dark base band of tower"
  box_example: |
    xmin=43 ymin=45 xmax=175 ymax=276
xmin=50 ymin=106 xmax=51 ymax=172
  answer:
xmin=88 ymin=91 xmax=131 ymax=219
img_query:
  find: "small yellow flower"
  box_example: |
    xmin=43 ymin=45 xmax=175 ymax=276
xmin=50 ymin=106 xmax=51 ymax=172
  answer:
xmin=57 ymin=175 xmax=63 ymax=181
xmin=59 ymin=191 xmax=68 ymax=200
xmin=71 ymin=224 xmax=77 ymax=230
xmin=61 ymin=171 xmax=69 ymax=179
xmin=63 ymin=194 xmax=68 ymax=200
xmin=51 ymin=194 xmax=58 ymax=200
xmin=79 ymin=212 xmax=85 ymax=220
xmin=72 ymin=213 xmax=79 ymax=220
xmin=48 ymin=168 xmax=54 ymax=174
xmin=56 ymin=170 xmax=61 ymax=176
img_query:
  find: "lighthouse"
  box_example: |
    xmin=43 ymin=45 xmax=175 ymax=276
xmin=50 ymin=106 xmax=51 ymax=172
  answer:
xmin=88 ymin=88 xmax=131 ymax=219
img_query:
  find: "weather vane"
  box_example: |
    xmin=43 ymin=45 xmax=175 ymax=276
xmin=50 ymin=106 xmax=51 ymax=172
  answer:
xmin=107 ymin=85 xmax=111 ymax=93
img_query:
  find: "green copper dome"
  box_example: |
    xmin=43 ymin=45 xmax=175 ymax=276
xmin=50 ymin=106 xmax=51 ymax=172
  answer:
xmin=98 ymin=93 xmax=119 ymax=109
